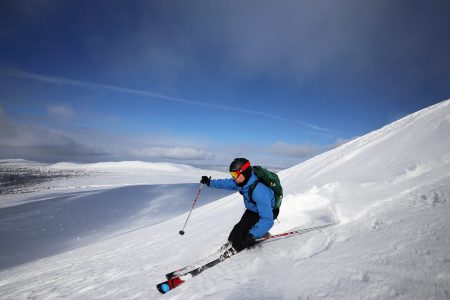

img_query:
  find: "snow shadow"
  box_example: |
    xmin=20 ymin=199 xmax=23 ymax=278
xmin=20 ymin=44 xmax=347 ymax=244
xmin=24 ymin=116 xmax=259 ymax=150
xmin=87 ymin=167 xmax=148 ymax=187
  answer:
xmin=0 ymin=184 xmax=233 ymax=270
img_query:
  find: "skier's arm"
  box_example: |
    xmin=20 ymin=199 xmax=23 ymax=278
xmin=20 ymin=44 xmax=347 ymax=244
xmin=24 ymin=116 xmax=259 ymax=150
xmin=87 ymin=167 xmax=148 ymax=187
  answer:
xmin=209 ymin=178 xmax=238 ymax=191
xmin=249 ymin=185 xmax=274 ymax=238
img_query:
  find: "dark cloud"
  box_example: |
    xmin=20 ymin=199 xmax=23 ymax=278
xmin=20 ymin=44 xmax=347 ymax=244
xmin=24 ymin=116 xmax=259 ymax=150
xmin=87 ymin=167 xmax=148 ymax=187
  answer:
xmin=0 ymin=107 xmax=107 ymax=163
xmin=2 ymin=1 xmax=448 ymax=106
xmin=0 ymin=107 xmax=216 ymax=163
xmin=65 ymin=0 xmax=450 ymax=86
xmin=1 ymin=0 xmax=449 ymax=93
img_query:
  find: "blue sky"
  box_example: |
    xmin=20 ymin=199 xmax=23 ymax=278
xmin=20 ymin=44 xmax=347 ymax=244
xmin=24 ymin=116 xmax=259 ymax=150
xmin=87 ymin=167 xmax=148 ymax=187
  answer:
xmin=0 ymin=0 xmax=449 ymax=169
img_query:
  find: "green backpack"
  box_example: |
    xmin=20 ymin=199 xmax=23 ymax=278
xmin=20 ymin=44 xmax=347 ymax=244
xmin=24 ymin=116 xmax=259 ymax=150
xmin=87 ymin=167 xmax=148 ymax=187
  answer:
xmin=248 ymin=166 xmax=283 ymax=209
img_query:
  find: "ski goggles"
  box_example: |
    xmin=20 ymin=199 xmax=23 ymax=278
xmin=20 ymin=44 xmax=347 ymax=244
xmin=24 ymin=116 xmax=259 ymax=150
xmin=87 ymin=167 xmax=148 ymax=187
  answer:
xmin=230 ymin=161 xmax=251 ymax=179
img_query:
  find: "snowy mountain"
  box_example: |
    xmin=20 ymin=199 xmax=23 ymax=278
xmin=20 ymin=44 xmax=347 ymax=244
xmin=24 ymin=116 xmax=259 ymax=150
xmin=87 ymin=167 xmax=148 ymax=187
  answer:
xmin=1 ymin=99 xmax=449 ymax=299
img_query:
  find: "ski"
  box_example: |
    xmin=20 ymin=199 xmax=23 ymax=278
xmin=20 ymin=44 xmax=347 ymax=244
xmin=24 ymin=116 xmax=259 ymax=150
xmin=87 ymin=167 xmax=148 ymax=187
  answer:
xmin=165 ymin=242 xmax=231 ymax=280
xmin=256 ymin=222 xmax=338 ymax=243
xmin=156 ymin=247 xmax=238 ymax=294
xmin=165 ymin=222 xmax=338 ymax=280
xmin=157 ymin=223 xmax=339 ymax=294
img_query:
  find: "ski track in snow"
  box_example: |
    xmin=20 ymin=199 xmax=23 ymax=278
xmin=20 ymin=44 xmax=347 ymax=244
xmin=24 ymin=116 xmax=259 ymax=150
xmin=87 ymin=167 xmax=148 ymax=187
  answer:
xmin=0 ymin=99 xmax=449 ymax=299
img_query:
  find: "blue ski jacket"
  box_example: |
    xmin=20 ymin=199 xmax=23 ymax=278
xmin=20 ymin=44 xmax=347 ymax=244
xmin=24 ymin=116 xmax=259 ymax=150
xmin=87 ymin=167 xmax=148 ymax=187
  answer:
xmin=209 ymin=170 xmax=275 ymax=238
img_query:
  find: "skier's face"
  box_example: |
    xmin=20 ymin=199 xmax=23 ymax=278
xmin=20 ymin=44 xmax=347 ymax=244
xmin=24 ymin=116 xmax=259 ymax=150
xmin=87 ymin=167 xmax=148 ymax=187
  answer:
xmin=233 ymin=173 xmax=245 ymax=184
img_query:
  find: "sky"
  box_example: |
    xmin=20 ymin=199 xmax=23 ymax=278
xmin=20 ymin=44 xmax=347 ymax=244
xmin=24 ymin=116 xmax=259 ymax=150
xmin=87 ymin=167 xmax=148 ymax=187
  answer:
xmin=0 ymin=0 xmax=449 ymax=169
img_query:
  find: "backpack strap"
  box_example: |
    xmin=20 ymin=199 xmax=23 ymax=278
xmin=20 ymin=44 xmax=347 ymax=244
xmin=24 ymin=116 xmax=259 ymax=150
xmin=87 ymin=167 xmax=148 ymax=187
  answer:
xmin=248 ymin=180 xmax=280 ymax=221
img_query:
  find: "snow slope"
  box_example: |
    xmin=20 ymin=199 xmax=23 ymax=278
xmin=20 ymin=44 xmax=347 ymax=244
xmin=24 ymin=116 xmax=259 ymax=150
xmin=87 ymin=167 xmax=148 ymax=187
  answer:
xmin=0 ymin=99 xmax=449 ymax=299
xmin=0 ymin=162 xmax=231 ymax=270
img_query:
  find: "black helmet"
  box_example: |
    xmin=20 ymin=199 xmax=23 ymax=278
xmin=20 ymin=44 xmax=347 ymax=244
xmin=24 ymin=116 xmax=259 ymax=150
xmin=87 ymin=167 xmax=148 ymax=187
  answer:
xmin=229 ymin=158 xmax=252 ymax=179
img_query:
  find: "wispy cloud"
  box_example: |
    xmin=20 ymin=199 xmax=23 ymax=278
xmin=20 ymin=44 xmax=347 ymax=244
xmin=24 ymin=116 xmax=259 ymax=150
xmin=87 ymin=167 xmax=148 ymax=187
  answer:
xmin=0 ymin=67 xmax=332 ymax=132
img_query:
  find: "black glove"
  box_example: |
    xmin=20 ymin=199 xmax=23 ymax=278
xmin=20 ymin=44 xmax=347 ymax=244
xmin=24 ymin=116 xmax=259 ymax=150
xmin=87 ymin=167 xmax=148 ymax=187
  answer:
xmin=244 ymin=233 xmax=257 ymax=249
xmin=200 ymin=176 xmax=211 ymax=186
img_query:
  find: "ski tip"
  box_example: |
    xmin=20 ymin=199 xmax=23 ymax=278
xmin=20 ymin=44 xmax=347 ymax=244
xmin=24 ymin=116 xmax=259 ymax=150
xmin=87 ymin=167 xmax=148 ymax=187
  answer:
xmin=156 ymin=282 xmax=171 ymax=294
xmin=156 ymin=277 xmax=185 ymax=294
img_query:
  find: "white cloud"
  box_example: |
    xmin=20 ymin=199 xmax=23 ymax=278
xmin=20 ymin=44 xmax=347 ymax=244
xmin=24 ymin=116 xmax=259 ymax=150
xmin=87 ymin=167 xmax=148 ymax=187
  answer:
xmin=47 ymin=104 xmax=75 ymax=119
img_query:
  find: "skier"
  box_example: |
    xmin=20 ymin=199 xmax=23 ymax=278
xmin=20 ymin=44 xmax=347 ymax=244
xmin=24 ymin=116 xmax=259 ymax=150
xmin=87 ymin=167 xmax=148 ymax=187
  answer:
xmin=201 ymin=158 xmax=280 ymax=252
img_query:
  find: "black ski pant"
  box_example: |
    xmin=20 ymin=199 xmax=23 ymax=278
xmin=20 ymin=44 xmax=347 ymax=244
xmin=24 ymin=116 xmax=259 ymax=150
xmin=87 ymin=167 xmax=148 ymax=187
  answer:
xmin=228 ymin=208 xmax=280 ymax=252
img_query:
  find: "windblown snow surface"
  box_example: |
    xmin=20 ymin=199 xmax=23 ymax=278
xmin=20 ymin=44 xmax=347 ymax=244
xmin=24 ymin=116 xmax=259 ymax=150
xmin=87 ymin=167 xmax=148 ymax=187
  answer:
xmin=1 ymin=99 xmax=450 ymax=299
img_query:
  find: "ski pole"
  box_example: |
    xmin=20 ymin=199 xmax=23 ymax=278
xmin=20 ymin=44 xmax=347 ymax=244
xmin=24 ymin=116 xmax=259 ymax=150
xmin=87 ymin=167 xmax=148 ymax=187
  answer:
xmin=179 ymin=183 xmax=204 ymax=235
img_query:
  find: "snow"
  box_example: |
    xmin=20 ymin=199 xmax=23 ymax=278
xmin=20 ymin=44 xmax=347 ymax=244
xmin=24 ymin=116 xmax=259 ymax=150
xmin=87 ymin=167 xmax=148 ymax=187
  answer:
xmin=1 ymin=99 xmax=449 ymax=299
xmin=0 ymin=161 xmax=227 ymax=208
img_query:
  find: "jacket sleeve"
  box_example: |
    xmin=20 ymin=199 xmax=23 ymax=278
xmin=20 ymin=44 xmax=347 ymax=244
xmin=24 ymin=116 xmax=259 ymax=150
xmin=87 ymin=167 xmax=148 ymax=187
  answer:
xmin=249 ymin=184 xmax=274 ymax=238
xmin=209 ymin=178 xmax=238 ymax=191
